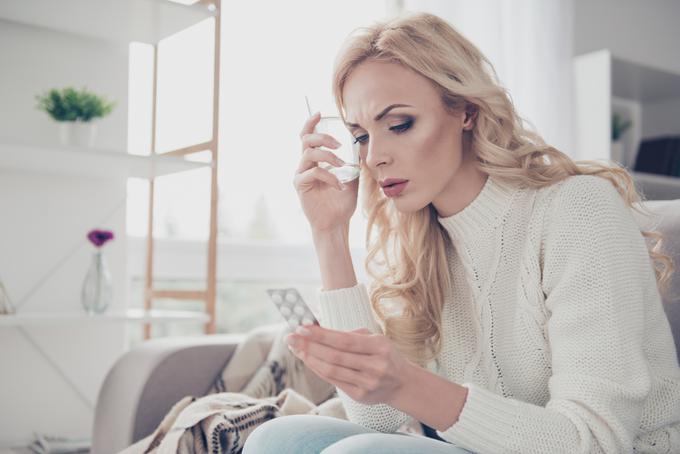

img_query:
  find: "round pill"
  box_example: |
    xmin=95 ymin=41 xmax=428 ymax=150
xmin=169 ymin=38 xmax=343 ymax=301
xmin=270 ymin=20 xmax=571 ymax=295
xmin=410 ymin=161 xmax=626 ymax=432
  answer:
xmin=294 ymin=305 xmax=305 ymax=316
xmin=280 ymin=306 xmax=291 ymax=317
xmin=271 ymin=293 xmax=283 ymax=304
xmin=285 ymin=291 xmax=297 ymax=303
xmin=302 ymin=317 xmax=314 ymax=325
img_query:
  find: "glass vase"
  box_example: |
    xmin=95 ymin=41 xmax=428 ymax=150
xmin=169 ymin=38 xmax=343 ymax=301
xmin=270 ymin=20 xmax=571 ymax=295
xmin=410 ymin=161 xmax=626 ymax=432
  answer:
xmin=81 ymin=250 xmax=112 ymax=314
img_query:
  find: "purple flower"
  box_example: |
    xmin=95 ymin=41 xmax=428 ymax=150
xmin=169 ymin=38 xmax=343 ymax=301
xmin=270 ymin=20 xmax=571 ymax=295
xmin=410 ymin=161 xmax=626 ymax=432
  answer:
xmin=87 ymin=229 xmax=114 ymax=248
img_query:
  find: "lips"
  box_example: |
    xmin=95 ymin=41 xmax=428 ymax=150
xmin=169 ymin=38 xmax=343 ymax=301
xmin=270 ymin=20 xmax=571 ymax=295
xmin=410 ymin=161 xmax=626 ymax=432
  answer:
xmin=381 ymin=180 xmax=409 ymax=197
xmin=380 ymin=178 xmax=409 ymax=188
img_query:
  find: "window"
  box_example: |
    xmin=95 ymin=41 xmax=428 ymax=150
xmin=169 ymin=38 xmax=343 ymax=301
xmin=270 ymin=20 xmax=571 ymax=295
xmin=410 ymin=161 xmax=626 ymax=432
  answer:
xmin=126 ymin=2 xmax=392 ymax=340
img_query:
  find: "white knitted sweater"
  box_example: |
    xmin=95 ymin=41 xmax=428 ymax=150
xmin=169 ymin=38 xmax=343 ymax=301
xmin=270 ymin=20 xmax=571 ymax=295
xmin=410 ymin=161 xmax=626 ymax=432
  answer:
xmin=317 ymin=175 xmax=680 ymax=454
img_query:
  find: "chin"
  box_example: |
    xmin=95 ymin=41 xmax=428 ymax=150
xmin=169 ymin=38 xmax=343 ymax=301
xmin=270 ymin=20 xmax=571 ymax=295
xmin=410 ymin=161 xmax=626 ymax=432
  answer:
xmin=391 ymin=195 xmax=431 ymax=214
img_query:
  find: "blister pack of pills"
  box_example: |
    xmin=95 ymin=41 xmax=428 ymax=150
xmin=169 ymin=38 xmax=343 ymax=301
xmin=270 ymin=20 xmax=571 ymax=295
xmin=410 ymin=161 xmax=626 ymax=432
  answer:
xmin=266 ymin=288 xmax=319 ymax=328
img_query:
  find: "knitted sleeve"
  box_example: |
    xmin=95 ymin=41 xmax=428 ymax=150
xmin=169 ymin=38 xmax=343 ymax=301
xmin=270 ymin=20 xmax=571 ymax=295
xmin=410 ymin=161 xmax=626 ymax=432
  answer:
xmin=316 ymin=283 xmax=411 ymax=432
xmin=437 ymin=175 xmax=655 ymax=453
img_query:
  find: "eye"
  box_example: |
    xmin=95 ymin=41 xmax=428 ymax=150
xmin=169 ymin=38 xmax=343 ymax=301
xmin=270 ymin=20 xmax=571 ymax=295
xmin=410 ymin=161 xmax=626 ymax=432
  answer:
xmin=389 ymin=119 xmax=413 ymax=133
xmin=353 ymin=134 xmax=368 ymax=145
xmin=352 ymin=119 xmax=413 ymax=145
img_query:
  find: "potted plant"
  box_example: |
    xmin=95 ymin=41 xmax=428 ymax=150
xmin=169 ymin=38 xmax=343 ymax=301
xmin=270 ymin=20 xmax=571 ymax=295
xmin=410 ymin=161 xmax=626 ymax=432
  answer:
xmin=36 ymin=87 xmax=116 ymax=148
xmin=611 ymin=113 xmax=632 ymax=164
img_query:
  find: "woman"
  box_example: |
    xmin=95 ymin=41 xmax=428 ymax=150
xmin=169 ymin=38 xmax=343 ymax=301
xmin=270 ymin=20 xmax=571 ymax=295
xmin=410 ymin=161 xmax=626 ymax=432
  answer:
xmin=243 ymin=12 xmax=680 ymax=454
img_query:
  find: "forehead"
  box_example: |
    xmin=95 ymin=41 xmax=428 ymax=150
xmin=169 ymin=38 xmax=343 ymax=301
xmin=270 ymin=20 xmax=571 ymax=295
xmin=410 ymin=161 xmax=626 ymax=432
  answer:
xmin=342 ymin=60 xmax=441 ymax=123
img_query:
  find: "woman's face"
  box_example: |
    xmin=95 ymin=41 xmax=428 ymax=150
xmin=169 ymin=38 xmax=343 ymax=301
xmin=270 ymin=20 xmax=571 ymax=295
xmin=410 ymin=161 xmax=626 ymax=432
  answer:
xmin=342 ymin=60 xmax=486 ymax=216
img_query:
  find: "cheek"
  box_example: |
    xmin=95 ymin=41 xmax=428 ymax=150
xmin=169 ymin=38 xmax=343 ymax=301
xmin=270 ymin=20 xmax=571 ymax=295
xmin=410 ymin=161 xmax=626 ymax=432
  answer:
xmin=414 ymin=123 xmax=464 ymax=168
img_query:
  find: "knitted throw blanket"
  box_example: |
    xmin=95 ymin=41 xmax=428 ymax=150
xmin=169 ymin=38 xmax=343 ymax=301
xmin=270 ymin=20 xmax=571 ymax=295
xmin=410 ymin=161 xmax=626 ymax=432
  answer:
xmin=118 ymin=324 xmax=424 ymax=454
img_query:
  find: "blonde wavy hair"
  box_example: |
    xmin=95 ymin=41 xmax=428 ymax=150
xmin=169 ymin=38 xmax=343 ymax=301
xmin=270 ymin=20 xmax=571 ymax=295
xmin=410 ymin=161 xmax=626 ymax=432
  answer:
xmin=331 ymin=12 xmax=674 ymax=366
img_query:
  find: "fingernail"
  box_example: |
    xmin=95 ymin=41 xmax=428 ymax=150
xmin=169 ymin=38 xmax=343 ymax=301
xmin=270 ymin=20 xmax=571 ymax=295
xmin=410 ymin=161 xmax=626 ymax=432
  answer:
xmin=339 ymin=183 xmax=347 ymax=191
xmin=296 ymin=326 xmax=311 ymax=336
xmin=332 ymin=139 xmax=341 ymax=147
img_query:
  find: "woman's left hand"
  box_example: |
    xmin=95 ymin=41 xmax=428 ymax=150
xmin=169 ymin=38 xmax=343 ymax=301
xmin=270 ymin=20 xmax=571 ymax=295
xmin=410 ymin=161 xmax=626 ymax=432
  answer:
xmin=286 ymin=324 xmax=414 ymax=405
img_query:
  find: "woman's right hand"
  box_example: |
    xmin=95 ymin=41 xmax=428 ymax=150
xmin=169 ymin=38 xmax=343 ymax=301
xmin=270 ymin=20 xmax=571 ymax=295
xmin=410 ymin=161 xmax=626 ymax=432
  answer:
xmin=294 ymin=112 xmax=359 ymax=234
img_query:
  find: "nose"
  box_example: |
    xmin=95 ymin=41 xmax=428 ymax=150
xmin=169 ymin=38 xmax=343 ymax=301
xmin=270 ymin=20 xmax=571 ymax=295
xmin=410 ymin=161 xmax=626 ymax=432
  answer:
xmin=363 ymin=137 xmax=392 ymax=170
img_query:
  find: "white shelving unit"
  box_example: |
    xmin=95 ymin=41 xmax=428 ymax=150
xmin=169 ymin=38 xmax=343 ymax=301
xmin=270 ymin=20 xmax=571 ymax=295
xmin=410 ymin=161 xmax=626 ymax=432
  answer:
xmin=0 ymin=0 xmax=221 ymax=446
xmin=0 ymin=309 xmax=209 ymax=327
xmin=0 ymin=142 xmax=209 ymax=179
xmin=574 ymin=50 xmax=680 ymax=200
xmin=1 ymin=0 xmax=222 ymax=336
xmin=0 ymin=0 xmax=215 ymax=44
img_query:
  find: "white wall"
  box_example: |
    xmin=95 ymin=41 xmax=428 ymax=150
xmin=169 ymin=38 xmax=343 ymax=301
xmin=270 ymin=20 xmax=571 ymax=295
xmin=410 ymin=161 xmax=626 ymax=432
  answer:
xmin=573 ymin=50 xmax=611 ymax=161
xmin=0 ymin=19 xmax=129 ymax=447
xmin=642 ymin=97 xmax=680 ymax=138
xmin=573 ymin=0 xmax=680 ymax=167
xmin=574 ymin=0 xmax=680 ymax=74
xmin=0 ymin=19 xmax=128 ymax=149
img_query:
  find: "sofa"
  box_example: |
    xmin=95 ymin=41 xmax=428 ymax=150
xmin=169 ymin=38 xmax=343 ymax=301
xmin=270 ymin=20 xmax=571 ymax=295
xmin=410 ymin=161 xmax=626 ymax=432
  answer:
xmin=91 ymin=199 xmax=680 ymax=454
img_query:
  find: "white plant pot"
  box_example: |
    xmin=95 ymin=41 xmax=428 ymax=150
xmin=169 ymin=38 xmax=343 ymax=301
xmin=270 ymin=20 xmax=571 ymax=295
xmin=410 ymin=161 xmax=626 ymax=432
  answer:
xmin=59 ymin=121 xmax=98 ymax=148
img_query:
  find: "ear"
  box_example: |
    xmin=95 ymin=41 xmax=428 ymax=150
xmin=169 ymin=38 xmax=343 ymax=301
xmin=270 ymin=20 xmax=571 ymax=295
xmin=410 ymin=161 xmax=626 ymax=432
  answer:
xmin=462 ymin=106 xmax=477 ymax=130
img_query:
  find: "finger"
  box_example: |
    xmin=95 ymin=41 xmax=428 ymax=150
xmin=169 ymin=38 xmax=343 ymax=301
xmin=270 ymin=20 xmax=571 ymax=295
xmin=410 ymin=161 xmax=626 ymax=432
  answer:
xmin=299 ymin=325 xmax=380 ymax=354
xmin=293 ymin=166 xmax=346 ymax=192
xmin=292 ymin=335 xmax=386 ymax=378
xmin=302 ymin=349 xmax=373 ymax=389
xmin=290 ymin=344 xmax=353 ymax=383
xmin=296 ymin=147 xmax=345 ymax=174
xmin=299 ymin=112 xmax=321 ymax=139
xmin=352 ymin=328 xmax=372 ymax=334
xmin=301 ymin=132 xmax=342 ymax=152
xmin=303 ymin=359 xmax=363 ymax=396
xmin=294 ymin=336 xmax=369 ymax=370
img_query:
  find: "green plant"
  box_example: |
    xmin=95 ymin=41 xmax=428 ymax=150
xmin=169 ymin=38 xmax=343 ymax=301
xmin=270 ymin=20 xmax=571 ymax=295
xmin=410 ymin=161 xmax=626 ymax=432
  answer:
xmin=36 ymin=87 xmax=115 ymax=122
xmin=612 ymin=113 xmax=631 ymax=141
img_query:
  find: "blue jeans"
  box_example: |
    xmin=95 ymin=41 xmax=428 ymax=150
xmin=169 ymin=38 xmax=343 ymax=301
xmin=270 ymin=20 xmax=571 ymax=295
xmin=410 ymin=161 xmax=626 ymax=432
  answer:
xmin=242 ymin=415 xmax=475 ymax=454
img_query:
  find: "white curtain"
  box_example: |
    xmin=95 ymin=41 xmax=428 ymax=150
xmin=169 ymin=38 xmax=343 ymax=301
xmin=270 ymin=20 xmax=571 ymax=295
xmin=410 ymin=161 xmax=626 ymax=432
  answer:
xmin=400 ymin=0 xmax=575 ymax=155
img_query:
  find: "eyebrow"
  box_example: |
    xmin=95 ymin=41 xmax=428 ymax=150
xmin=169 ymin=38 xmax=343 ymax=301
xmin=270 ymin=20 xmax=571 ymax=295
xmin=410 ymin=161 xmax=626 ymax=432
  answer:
xmin=345 ymin=103 xmax=412 ymax=129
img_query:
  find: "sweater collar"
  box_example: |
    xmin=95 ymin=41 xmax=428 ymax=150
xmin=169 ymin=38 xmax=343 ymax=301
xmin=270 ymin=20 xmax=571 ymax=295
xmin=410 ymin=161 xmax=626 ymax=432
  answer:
xmin=437 ymin=175 xmax=518 ymax=245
